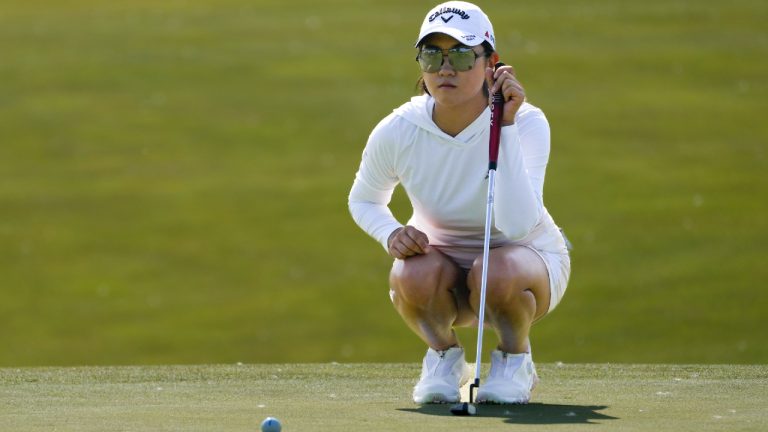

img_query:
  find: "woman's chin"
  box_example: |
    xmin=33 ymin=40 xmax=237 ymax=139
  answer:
xmin=432 ymin=92 xmax=480 ymax=109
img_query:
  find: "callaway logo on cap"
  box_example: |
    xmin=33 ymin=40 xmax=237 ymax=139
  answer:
xmin=415 ymin=1 xmax=496 ymax=49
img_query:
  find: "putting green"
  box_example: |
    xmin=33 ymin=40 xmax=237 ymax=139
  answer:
xmin=1 ymin=363 xmax=765 ymax=431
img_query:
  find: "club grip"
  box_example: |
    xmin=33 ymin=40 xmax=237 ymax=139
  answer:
xmin=488 ymin=62 xmax=505 ymax=170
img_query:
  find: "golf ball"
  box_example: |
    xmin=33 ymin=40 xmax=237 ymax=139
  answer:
xmin=260 ymin=417 xmax=282 ymax=432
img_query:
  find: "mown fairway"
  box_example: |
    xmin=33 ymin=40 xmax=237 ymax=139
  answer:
xmin=1 ymin=0 xmax=767 ymax=366
xmin=1 ymin=363 xmax=766 ymax=431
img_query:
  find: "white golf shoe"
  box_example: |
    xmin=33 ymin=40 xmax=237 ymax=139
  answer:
xmin=476 ymin=349 xmax=539 ymax=404
xmin=412 ymin=346 xmax=471 ymax=404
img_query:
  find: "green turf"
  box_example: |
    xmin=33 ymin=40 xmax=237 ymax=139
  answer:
xmin=1 ymin=0 xmax=767 ymax=366
xmin=1 ymin=363 xmax=766 ymax=431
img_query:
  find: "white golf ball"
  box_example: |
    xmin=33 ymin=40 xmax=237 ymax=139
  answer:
xmin=260 ymin=417 xmax=282 ymax=432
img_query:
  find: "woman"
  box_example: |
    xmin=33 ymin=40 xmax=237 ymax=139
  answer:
xmin=348 ymin=1 xmax=571 ymax=404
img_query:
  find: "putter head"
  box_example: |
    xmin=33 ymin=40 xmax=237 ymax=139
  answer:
xmin=449 ymin=402 xmax=476 ymax=416
xmin=449 ymin=377 xmax=480 ymax=415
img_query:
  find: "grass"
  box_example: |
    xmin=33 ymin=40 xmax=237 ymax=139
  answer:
xmin=1 ymin=0 xmax=767 ymax=366
xmin=1 ymin=363 xmax=766 ymax=431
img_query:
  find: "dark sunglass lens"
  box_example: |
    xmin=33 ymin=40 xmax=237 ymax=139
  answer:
xmin=448 ymin=48 xmax=477 ymax=71
xmin=419 ymin=49 xmax=443 ymax=73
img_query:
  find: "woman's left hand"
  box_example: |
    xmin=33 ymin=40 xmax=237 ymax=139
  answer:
xmin=486 ymin=65 xmax=526 ymax=126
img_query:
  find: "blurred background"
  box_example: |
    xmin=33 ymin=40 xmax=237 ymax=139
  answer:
xmin=1 ymin=0 xmax=766 ymax=367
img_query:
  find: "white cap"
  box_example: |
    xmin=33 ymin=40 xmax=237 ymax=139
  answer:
xmin=415 ymin=1 xmax=496 ymax=49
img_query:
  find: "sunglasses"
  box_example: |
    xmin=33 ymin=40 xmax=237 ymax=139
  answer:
xmin=416 ymin=46 xmax=485 ymax=73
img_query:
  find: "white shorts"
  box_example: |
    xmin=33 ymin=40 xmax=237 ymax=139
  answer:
xmin=434 ymin=242 xmax=571 ymax=314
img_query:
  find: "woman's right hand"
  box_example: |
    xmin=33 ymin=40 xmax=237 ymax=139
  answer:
xmin=387 ymin=226 xmax=430 ymax=259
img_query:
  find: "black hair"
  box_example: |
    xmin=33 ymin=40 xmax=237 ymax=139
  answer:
xmin=415 ymin=41 xmax=495 ymax=97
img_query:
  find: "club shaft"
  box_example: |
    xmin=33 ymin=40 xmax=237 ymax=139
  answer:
xmin=466 ymin=62 xmax=504 ymax=408
xmin=474 ymin=168 xmax=496 ymax=382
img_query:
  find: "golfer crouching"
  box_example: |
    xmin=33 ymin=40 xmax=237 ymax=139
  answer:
xmin=348 ymin=1 xmax=571 ymax=404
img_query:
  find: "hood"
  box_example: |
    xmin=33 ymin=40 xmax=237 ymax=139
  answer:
xmin=392 ymin=95 xmax=491 ymax=146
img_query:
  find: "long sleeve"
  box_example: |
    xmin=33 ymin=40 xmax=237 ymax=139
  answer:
xmin=517 ymin=106 xmax=551 ymax=201
xmin=492 ymin=116 xmax=547 ymax=240
xmin=348 ymin=121 xmax=404 ymax=251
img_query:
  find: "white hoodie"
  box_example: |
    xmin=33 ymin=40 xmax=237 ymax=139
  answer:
xmin=348 ymin=94 xmax=565 ymax=257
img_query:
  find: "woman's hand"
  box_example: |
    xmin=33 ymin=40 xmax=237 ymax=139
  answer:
xmin=486 ymin=65 xmax=526 ymax=126
xmin=387 ymin=226 xmax=430 ymax=259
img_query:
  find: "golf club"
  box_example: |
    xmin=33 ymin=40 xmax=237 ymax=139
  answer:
xmin=450 ymin=62 xmax=506 ymax=417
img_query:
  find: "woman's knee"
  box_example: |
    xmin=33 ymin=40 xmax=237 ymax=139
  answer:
xmin=390 ymin=251 xmax=458 ymax=306
xmin=469 ymin=250 xmax=535 ymax=310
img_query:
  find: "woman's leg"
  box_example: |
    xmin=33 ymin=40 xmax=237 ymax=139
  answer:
xmin=467 ymin=245 xmax=550 ymax=354
xmin=389 ymin=248 xmax=464 ymax=350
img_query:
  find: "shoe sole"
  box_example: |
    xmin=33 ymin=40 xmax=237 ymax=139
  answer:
xmin=415 ymin=393 xmax=460 ymax=404
xmin=476 ymin=396 xmax=530 ymax=405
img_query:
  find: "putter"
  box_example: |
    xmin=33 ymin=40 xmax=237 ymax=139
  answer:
xmin=450 ymin=62 xmax=505 ymax=417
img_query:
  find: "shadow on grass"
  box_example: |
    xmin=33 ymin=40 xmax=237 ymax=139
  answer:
xmin=398 ymin=403 xmax=617 ymax=424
